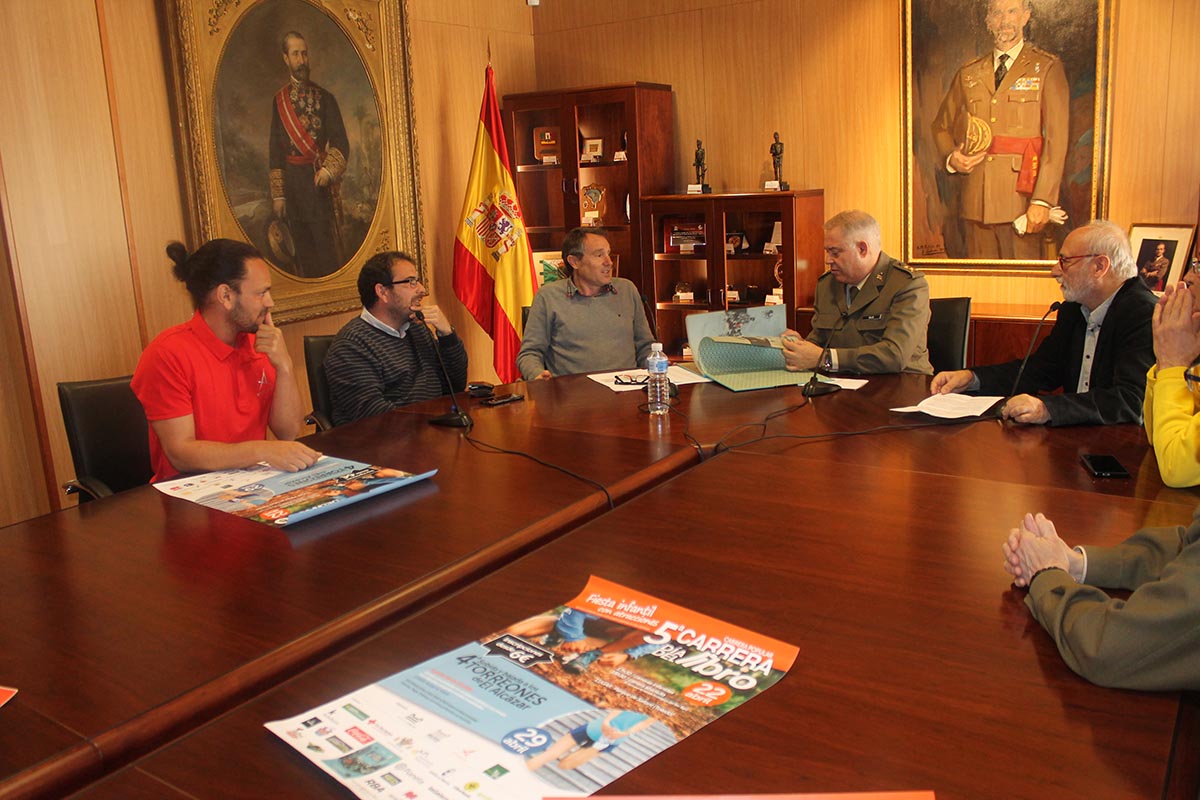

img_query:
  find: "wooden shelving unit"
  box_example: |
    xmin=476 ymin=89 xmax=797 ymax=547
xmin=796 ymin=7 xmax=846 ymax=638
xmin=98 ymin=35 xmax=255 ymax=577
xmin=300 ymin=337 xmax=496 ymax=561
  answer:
xmin=640 ymin=191 xmax=825 ymax=356
xmin=502 ymin=83 xmax=674 ymax=295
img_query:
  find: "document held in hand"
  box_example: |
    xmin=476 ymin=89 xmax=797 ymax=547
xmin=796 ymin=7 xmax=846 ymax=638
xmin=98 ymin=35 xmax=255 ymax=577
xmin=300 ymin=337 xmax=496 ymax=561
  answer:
xmin=695 ymin=334 xmax=834 ymax=392
xmin=683 ymin=306 xmax=836 ymax=392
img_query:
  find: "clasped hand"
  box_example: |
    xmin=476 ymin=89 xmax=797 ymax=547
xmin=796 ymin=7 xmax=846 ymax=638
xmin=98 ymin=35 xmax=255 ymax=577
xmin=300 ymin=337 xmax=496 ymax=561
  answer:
xmin=1002 ymin=512 xmax=1081 ymax=587
xmin=1152 ymin=282 xmax=1200 ymax=370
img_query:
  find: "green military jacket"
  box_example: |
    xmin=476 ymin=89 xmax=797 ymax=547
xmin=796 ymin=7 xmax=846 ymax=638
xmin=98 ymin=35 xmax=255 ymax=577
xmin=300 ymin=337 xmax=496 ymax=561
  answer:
xmin=806 ymin=251 xmax=933 ymax=375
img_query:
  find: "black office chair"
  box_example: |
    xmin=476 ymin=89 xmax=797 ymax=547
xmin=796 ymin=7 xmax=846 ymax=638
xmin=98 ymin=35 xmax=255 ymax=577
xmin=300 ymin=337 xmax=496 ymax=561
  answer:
xmin=57 ymin=376 xmax=152 ymax=502
xmin=304 ymin=335 xmax=336 ymax=431
xmin=927 ymin=297 xmax=972 ymax=373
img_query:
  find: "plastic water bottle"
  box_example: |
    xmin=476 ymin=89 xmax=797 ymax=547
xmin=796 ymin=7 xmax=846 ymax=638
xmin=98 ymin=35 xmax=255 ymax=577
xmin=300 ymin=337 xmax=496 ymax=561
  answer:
xmin=646 ymin=342 xmax=670 ymax=416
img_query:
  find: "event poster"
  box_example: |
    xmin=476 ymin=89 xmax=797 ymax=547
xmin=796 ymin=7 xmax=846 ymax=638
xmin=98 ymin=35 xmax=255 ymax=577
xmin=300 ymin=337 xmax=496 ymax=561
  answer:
xmin=153 ymin=456 xmax=435 ymax=526
xmin=266 ymin=576 xmax=800 ymax=799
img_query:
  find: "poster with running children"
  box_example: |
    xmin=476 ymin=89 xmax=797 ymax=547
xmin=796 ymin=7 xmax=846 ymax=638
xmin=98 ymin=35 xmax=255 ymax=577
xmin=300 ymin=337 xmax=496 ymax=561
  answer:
xmin=266 ymin=576 xmax=799 ymax=799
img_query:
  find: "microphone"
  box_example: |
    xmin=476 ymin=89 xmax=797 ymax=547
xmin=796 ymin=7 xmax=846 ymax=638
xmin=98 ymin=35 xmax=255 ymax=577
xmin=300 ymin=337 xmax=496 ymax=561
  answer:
xmin=802 ymin=311 xmax=847 ymax=397
xmin=640 ymin=293 xmax=659 ymax=340
xmin=1001 ymin=300 xmax=1061 ymax=415
xmin=414 ymin=310 xmax=472 ymax=428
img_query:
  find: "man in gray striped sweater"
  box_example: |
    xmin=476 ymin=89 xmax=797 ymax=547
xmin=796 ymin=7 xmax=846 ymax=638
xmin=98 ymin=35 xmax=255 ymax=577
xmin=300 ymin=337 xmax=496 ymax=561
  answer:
xmin=324 ymin=252 xmax=468 ymax=425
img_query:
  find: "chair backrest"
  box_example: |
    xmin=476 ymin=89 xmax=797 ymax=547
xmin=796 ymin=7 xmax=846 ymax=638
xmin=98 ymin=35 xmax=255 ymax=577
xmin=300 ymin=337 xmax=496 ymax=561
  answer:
xmin=304 ymin=335 xmax=336 ymax=430
xmin=927 ymin=297 xmax=972 ymax=372
xmin=57 ymin=376 xmax=152 ymax=500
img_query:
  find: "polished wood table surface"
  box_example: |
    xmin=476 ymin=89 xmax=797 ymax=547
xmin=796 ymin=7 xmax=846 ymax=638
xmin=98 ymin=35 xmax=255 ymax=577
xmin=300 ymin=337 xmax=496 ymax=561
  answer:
xmin=74 ymin=451 xmax=1197 ymax=799
xmin=0 ymin=404 xmax=698 ymax=798
xmin=452 ymin=372 xmax=1199 ymax=507
xmin=6 ymin=373 xmax=1196 ymax=798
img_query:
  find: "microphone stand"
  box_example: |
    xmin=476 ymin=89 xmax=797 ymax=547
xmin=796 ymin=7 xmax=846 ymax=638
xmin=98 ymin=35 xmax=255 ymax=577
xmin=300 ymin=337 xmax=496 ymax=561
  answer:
xmin=999 ymin=301 xmax=1061 ymax=417
xmin=415 ymin=311 xmax=472 ymax=428
xmin=640 ymin=293 xmax=659 ymax=341
xmin=802 ymin=311 xmax=847 ymax=397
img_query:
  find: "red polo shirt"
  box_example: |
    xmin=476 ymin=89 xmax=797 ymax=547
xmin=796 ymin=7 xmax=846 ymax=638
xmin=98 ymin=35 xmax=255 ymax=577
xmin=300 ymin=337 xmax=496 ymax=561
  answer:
xmin=132 ymin=312 xmax=276 ymax=482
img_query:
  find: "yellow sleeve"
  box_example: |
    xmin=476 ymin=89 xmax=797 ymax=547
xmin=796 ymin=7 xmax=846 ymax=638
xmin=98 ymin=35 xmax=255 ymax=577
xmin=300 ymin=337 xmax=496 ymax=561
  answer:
xmin=1145 ymin=364 xmax=1200 ymax=488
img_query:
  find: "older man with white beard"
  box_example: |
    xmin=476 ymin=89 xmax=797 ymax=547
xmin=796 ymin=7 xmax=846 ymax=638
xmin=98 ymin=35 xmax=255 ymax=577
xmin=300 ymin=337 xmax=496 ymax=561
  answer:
xmin=930 ymin=220 xmax=1155 ymax=426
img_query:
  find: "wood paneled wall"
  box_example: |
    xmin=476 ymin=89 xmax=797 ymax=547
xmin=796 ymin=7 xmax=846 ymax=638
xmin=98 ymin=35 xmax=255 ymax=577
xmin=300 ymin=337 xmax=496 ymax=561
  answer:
xmin=531 ymin=0 xmax=1200 ymax=308
xmin=0 ymin=0 xmax=1196 ymax=527
xmin=0 ymin=0 xmax=146 ymax=523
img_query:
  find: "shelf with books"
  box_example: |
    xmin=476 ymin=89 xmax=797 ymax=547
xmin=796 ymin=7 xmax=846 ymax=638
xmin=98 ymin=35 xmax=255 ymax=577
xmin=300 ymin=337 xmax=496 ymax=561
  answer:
xmin=640 ymin=191 xmax=825 ymax=357
xmin=503 ymin=83 xmax=673 ymax=297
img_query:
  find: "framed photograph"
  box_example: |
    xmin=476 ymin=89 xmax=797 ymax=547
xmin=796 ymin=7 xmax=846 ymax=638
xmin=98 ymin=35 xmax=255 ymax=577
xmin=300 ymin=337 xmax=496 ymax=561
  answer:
xmin=581 ymin=138 xmax=604 ymax=163
xmin=1195 ymin=184 xmax=1200 ymax=264
xmin=903 ymin=0 xmax=1113 ymax=268
xmin=1129 ymin=224 xmax=1196 ymax=293
xmin=163 ymin=0 xmax=424 ymax=322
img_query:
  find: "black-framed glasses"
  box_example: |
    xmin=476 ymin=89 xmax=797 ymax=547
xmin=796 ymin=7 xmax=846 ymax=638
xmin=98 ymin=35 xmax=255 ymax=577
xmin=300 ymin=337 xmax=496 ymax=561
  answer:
xmin=387 ymin=276 xmax=422 ymax=287
xmin=1056 ymin=253 xmax=1100 ymax=269
xmin=614 ymin=374 xmax=649 ymax=385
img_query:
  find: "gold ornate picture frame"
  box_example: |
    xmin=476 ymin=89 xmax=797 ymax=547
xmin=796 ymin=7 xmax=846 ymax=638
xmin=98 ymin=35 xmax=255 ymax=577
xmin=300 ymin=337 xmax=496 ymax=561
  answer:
xmin=903 ymin=0 xmax=1112 ymax=269
xmin=164 ymin=0 xmax=424 ymax=322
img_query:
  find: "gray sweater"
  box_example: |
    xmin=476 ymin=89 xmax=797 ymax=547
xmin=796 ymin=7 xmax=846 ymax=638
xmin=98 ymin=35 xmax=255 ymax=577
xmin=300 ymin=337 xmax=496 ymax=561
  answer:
xmin=517 ymin=277 xmax=654 ymax=379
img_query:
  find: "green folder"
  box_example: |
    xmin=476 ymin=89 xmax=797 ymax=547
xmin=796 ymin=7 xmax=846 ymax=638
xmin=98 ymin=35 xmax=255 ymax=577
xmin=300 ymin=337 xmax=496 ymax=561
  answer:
xmin=694 ymin=335 xmax=833 ymax=392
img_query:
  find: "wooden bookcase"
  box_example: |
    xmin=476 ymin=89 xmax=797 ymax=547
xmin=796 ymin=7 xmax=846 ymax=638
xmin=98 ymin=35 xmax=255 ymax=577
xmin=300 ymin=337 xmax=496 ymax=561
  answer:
xmin=640 ymin=191 xmax=825 ymax=356
xmin=502 ymin=83 xmax=675 ymax=295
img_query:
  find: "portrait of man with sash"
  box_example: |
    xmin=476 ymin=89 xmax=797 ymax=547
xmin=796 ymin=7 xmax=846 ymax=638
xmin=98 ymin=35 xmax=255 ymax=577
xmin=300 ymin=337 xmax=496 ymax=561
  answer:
xmin=904 ymin=0 xmax=1109 ymax=265
xmin=268 ymin=29 xmax=350 ymax=278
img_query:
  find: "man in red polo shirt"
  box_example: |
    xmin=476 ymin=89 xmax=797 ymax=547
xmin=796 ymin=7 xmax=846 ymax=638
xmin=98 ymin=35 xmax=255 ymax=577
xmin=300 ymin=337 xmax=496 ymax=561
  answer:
xmin=132 ymin=239 xmax=320 ymax=482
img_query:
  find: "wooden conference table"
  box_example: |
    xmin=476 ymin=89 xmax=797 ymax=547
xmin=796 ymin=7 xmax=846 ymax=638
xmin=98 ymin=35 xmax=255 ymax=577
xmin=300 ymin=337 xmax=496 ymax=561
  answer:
xmin=2 ymin=372 xmax=1196 ymax=799
xmin=67 ymin=375 xmax=1200 ymax=799
xmin=0 ymin=394 xmax=699 ymax=798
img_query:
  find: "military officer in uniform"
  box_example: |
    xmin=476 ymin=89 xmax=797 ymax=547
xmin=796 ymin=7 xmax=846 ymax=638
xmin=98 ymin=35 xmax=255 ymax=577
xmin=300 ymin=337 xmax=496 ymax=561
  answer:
xmin=781 ymin=210 xmax=932 ymax=375
xmin=269 ymin=30 xmax=350 ymax=278
xmin=1140 ymin=242 xmax=1170 ymax=290
xmin=932 ymin=0 xmax=1069 ymax=260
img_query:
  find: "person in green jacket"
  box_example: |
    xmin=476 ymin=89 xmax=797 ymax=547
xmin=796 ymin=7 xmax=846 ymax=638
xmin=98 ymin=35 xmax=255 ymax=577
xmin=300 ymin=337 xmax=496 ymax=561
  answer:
xmin=1002 ymin=509 xmax=1200 ymax=691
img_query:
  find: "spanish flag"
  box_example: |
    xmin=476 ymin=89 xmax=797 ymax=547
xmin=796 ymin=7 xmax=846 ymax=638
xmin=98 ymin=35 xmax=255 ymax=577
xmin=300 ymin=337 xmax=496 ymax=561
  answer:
xmin=453 ymin=65 xmax=536 ymax=384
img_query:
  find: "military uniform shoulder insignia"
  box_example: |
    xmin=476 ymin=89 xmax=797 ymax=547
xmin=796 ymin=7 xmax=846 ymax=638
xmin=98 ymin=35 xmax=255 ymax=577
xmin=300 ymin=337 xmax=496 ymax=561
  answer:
xmin=893 ymin=262 xmax=918 ymax=278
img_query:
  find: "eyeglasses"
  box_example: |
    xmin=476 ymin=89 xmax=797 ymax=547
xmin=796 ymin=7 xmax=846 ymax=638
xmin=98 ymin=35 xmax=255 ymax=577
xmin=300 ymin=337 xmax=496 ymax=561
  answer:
xmin=614 ymin=374 xmax=649 ymax=385
xmin=386 ymin=276 xmax=423 ymax=288
xmin=1056 ymin=253 xmax=1100 ymax=269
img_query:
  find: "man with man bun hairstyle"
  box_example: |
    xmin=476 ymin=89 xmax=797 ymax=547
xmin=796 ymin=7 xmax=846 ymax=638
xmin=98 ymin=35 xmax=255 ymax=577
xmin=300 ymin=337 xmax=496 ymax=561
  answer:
xmin=132 ymin=238 xmax=319 ymax=481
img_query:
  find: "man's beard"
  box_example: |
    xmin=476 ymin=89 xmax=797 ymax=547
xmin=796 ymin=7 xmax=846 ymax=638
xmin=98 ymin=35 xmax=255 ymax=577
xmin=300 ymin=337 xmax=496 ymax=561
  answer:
xmin=292 ymin=64 xmax=310 ymax=82
xmin=232 ymin=302 xmax=263 ymax=333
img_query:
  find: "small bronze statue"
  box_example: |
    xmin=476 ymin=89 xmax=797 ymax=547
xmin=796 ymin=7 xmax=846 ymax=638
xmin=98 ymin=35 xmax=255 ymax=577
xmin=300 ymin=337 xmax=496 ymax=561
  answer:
xmin=693 ymin=139 xmax=707 ymax=185
xmin=770 ymin=132 xmax=784 ymax=183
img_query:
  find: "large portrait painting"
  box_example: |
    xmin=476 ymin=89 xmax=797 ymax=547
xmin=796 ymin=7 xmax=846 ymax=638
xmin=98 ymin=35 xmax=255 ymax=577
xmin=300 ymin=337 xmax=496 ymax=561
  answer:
xmin=165 ymin=0 xmax=424 ymax=321
xmin=904 ymin=0 xmax=1112 ymax=268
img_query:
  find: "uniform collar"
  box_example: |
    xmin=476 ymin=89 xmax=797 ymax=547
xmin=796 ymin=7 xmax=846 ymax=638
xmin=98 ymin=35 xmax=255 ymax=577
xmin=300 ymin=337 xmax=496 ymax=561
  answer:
xmin=994 ymin=39 xmax=1025 ymax=69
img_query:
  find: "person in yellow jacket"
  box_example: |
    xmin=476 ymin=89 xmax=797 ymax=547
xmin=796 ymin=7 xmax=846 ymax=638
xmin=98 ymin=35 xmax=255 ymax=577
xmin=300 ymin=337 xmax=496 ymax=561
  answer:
xmin=1143 ymin=274 xmax=1200 ymax=487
